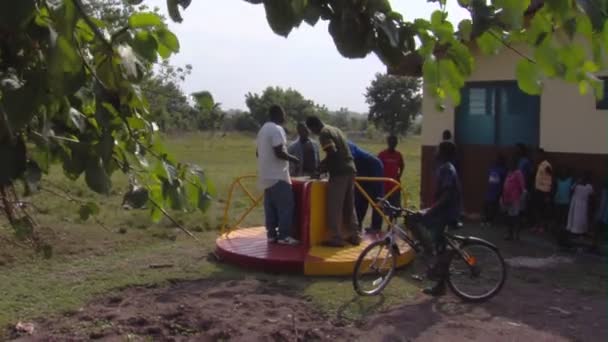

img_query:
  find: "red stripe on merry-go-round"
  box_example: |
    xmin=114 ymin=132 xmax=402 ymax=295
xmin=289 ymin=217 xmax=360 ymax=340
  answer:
xmin=215 ymin=227 xmax=307 ymax=273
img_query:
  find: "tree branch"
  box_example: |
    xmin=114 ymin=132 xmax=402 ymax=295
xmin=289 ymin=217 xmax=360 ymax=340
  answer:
xmin=488 ymin=30 xmax=535 ymax=63
xmin=72 ymin=0 xmax=114 ymax=52
xmin=148 ymin=198 xmax=200 ymax=242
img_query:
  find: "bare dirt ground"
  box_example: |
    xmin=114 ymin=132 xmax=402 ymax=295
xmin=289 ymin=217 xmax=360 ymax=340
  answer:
xmin=9 ymin=230 xmax=608 ymax=342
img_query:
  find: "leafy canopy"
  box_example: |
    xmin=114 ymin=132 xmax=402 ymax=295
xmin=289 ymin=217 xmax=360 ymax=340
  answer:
xmin=365 ymin=73 xmax=422 ymax=135
xmin=0 ymin=0 xmax=211 ymax=228
xmin=245 ymin=0 xmax=608 ymax=110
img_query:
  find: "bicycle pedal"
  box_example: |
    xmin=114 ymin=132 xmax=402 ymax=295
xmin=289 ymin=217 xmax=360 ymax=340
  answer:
xmin=392 ymin=244 xmax=401 ymax=256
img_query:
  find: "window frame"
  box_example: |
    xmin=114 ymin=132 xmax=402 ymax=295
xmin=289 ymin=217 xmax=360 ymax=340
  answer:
xmin=455 ymin=80 xmax=540 ymax=147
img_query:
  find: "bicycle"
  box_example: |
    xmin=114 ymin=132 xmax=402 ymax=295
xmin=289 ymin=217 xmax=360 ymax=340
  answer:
xmin=353 ymin=199 xmax=507 ymax=302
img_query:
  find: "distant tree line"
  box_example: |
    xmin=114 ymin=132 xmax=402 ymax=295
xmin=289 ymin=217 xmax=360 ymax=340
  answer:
xmin=152 ymin=76 xmax=421 ymax=136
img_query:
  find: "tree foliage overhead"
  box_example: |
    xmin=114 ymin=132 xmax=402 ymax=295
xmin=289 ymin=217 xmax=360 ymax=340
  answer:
xmin=244 ymin=0 xmax=608 ymax=108
xmin=0 ymin=0 xmax=211 ymax=246
xmin=365 ymin=73 xmax=422 ymax=135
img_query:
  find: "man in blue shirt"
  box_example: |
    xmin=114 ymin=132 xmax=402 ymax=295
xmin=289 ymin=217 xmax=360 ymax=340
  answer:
xmin=417 ymin=141 xmax=462 ymax=296
xmin=348 ymin=141 xmax=384 ymax=232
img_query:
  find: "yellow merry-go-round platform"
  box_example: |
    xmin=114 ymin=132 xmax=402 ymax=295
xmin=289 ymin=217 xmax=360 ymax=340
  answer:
xmin=216 ymin=176 xmax=414 ymax=276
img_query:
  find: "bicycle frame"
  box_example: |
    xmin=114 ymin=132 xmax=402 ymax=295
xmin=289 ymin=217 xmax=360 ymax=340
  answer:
xmin=382 ymin=215 xmax=478 ymax=269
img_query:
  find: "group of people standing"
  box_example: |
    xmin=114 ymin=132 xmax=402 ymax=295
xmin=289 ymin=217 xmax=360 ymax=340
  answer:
xmin=481 ymin=144 xmax=607 ymax=250
xmin=255 ymin=105 xmax=405 ymax=247
xmin=256 ymin=105 xmax=461 ymax=297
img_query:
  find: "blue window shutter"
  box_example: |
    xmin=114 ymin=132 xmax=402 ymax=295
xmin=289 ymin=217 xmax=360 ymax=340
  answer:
xmin=456 ymin=81 xmax=539 ymax=147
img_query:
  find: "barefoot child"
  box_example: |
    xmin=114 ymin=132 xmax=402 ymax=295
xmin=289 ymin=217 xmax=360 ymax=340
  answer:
xmin=502 ymin=158 xmax=526 ymax=240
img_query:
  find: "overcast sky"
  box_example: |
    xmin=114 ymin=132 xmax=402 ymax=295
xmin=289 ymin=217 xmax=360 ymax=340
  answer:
xmin=147 ymin=0 xmax=469 ymax=113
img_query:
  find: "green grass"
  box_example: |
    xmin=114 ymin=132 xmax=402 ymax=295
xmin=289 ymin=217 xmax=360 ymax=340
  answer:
xmin=0 ymin=132 xmax=422 ymax=334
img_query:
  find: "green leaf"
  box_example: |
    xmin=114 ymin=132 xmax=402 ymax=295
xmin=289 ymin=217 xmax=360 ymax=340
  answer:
xmin=516 ymin=59 xmax=542 ymax=95
xmin=85 ymin=157 xmax=112 ymax=194
xmin=476 ymin=31 xmax=502 ymax=55
xmin=96 ymin=56 xmax=119 ymax=90
xmin=31 ymin=146 xmax=50 ymax=174
xmin=54 ymin=0 xmax=78 ymax=39
xmin=494 ymin=0 xmax=529 ymax=29
xmin=129 ymin=12 xmax=164 ymax=28
xmin=98 ymin=132 xmax=115 ymax=173
xmin=131 ymin=30 xmax=158 ymax=63
xmin=163 ymin=180 xmax=187 ymax=211
xmin=198 ymin=190 xmax=213 ymax=211
xmin=446 ymin=41 xmax=474 ymax=75
xmin=576 ymin=14 xmax=593 ymax=39
xmin=578 ymin=80 xmax=589 ymax=95
xmin=167 ymin=0 xmax=184 ymax=23
xmin=263 ymin=0 xmax=307 ymax=37
xmin=63 ymin=145 xmax=87 ymax=180
xmin=534 ymin=42 xmax=561 ymax=77
xmin=76 ymin=19 xmax=95 ymax=43
xmin=148 ymin=183 xmax=163 ymax=222
xmin=438 ymin=59 xmax=464 ymax=105
xmin=430 ymin=10 xmax=445 ymax=27
xmin=303 ymin=3 xmax=322 ymax=26
xmin=52 ymin=35 xmax=81 ymax=74
xmin=127 ymin=116 xmax=146 ymax=130
xmin=79 ymin=202 xmax=100 ymax=221
xmin=154 ymin=28 xmax=180 ymax=58
xmin=458 ymin=19 xmax=473 ymax=41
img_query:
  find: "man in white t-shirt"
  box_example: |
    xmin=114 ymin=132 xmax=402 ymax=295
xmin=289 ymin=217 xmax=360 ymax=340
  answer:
xmin=256 ymin=105 xmax=300 ymax=245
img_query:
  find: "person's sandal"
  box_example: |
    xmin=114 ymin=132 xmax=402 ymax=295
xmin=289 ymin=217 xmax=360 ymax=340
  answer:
xmin=277 ymin=237 xmax=300 ymax=245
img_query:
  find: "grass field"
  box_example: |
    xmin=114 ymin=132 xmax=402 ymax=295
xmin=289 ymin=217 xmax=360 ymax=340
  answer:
xmin=0 ymin=132 xmax=423 ymax=335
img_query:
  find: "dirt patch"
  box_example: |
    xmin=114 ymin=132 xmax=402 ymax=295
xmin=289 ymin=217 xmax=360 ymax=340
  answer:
xmin=7 ymin=255 xmax=607 ymax=341
xmin=358 ymin=272 xmax=607 ymax=342
xmin=10 ymin=270 xmax=607 ymax=342
xmin=11 ymin=279 xmax=357 ymax=341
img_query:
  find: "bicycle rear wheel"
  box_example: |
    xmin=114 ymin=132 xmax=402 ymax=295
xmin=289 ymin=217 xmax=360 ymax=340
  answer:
xmin=447 ymin=241 xmax=506 ymax=302
xmin=353 ymin=240 xmax=396 ymax=296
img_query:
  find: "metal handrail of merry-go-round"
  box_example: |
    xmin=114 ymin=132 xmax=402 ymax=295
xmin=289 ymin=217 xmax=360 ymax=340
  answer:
xmin=220 ymin=175 xmax=406 ymax=236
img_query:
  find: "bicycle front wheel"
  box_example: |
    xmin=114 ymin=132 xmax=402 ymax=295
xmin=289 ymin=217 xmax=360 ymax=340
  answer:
xmin=448 ymin=242 xmax=507 ymax=302
xmin=447 ymin=241 xmax=507 ymax=302
xmin=353 ymin=240 xmax=397 ymax=296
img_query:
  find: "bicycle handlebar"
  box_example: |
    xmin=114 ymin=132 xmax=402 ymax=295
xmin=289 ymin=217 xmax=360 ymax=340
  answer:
xmin=375 ymin=198 xmax=418 ymax=217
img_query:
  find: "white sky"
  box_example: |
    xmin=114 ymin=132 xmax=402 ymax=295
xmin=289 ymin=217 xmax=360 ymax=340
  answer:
xmin=148 ymin=0 xmax=469 ymax=113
